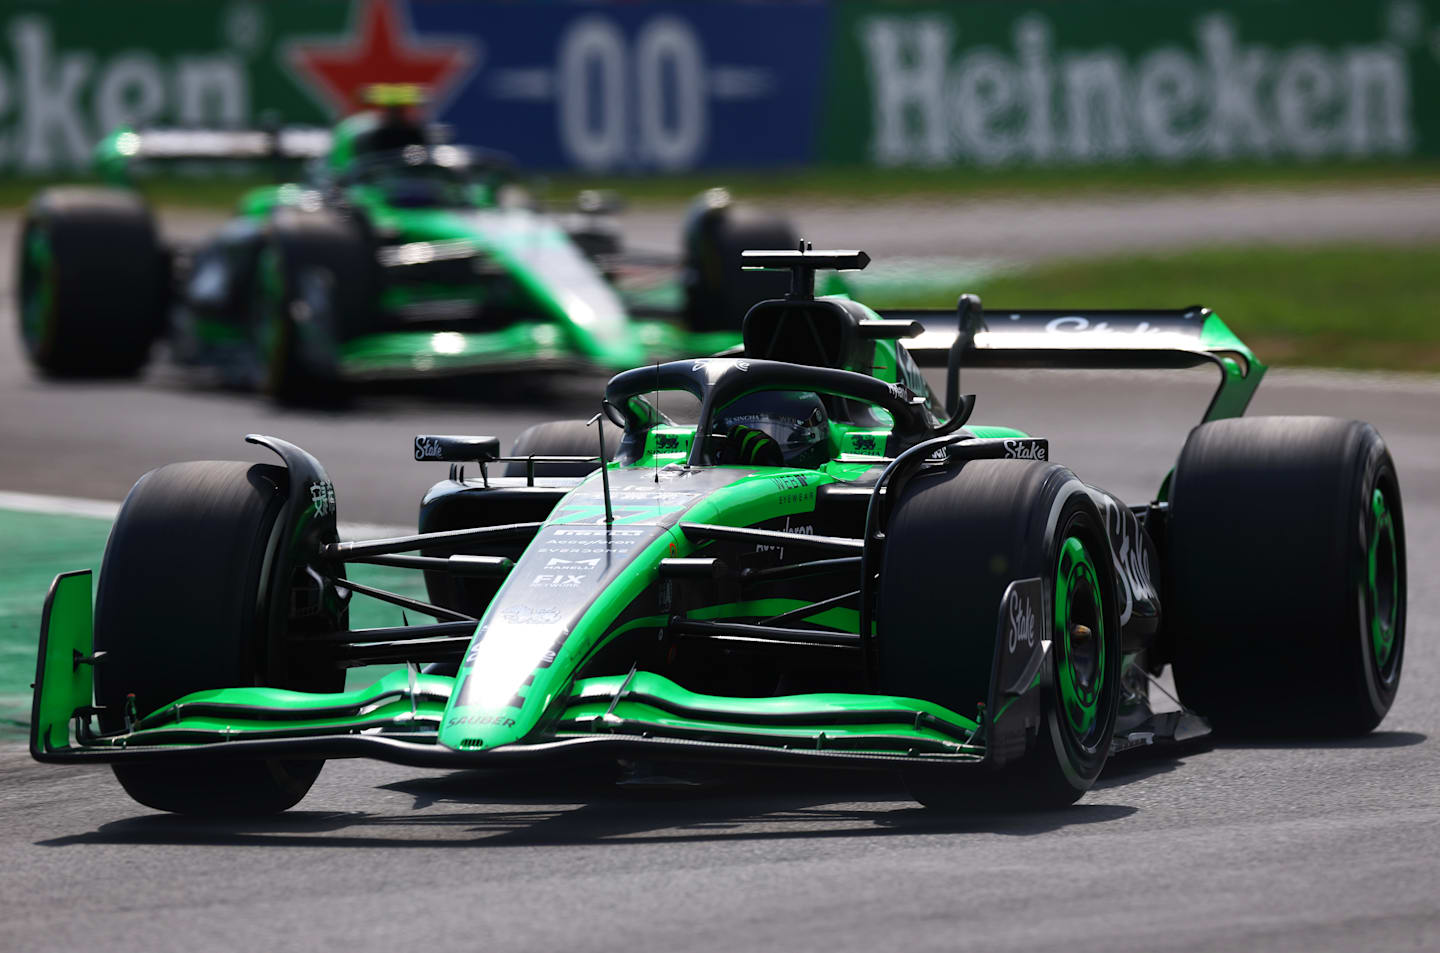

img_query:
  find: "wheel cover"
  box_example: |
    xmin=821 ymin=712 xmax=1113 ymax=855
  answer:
xmin=1367 ymin=488 xmax=1400 ymax=672
xmin=1055 ymin=535 xmax=1106 ymax=741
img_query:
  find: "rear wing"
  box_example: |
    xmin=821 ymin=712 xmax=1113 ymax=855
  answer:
xmin=95 ymin=126 xmax=331 ymax=182
xmin=891 ymin=302 xmax=1266 ymax=423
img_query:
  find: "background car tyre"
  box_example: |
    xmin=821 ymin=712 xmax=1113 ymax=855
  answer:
xmin=93 ymin=461 xmax=342 ymax=814
xmin=502 ymin=419 xmax=614 ymax=478
xmin=878 ymin=459 xmax=1122 ymax=811
xmin=253 ymin=208 xmax=372 ymax=404
xmin=16 ymin=187 xmax=167 ymax=377
xmin=682 ymin=189 xmax=797 ymax=332
xmin=1168 ymin=416 xmax=1405 ymax=737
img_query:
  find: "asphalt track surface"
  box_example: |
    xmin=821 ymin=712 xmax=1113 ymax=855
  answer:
xmin=1 ymin=202 xmax=1439 ymax=952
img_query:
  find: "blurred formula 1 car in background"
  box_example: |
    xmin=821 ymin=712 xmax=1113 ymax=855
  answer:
xmin=15 ymin=84 xmax=795 ymax=401
xmin=29 ymin=248 xmax=1407 ymax=814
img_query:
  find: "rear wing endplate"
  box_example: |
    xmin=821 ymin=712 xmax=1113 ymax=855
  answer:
xmin=891 ymin=304 xmax=1267 ymax=422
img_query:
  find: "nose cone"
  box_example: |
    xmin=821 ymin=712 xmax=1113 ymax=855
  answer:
xmin=437 ymin=510 xmax=673 ymax=752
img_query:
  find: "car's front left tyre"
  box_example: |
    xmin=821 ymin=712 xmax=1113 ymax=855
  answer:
xmin=877 ymin=459 xmax=1122 ymax=811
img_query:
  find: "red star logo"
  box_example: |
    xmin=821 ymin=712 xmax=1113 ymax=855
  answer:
xmin=287 ymin=0 xmax=476 ymax=116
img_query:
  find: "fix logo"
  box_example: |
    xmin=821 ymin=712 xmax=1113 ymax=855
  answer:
xmin=1003 ymin=439 xmax=1047 ymax=460
xmin=1007 ymin=589 xmax=1036 ymax=653
xmin=531 ymin=572 xmax=587 ymax=587
xmin=414 ymin=436 xmax=444 ymax=460
xmin=309 ymin=481 xmax=336 ymax=518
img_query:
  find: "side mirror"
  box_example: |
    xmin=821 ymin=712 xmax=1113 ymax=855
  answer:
xmin=413 ymin=435 xmax=500 ymax=463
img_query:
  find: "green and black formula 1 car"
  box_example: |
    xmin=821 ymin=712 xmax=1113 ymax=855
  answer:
xmin=16 ymin=91 xmax=793 ymax=401
xmin=31 ymin=249 xmax=1407 ymax=814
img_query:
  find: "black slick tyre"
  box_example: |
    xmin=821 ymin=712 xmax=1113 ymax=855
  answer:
xmin=17 ymin=187 xmax=166 ymax=377
xmin=93 ymin=461 xmax=341 ymax=814
xmin=253 ymin=208 xmax=371 ymax=404
xmin=1168 ymin=416 xmax=1405 ymax=737
xmin=682 ymin=190 xmax=796 ymax=332
xmin=877 ymin=459 xmax=1121 ymax=811
xmin=503 ymin=419 xmax=613 ymax=477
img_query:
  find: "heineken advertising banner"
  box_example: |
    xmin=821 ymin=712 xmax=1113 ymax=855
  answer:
xmin=823 ymin=0 xmax=1440 ymax=168
xmin=0 ymin=0 xmax=1435 ymax=175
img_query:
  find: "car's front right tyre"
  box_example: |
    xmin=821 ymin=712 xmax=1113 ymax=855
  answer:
xmin=94 ymin=461 xmax=341 ymax=814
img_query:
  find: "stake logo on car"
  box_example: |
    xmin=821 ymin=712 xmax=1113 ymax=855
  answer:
xmin=1008 ymin=588 xmax=1037 ymax=653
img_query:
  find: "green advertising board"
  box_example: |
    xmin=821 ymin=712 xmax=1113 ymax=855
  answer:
xmin=0 ymin=1 xmax=350 ymax=174
xmin=821 ymin=0 xmax=1440 ymax=168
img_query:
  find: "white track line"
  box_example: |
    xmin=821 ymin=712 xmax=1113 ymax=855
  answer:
xmin=0 ymin=490 xmax=409 ymax=538
xmin=0 ymin=491 xmax=119 ymax=521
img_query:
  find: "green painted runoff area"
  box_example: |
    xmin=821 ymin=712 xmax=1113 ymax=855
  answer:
xmin=0 ymin=507 xmax=430 ymax=737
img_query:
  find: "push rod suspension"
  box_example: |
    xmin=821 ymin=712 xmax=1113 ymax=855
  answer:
xmin=321 ymin=522 xmax=542 ymax=560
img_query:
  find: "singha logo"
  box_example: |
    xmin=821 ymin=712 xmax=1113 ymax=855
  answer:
xmin=1007 ymin=590 xmax=1036 ymax=653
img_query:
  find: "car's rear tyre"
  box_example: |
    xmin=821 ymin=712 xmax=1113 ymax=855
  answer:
xmin=1169 ymin=416 xmax=1405 ymax=737
xmin=682 ymin=189 xmax=796 ymax=333
xmin=878 ymin=460 xmax=1121 ymax=811
xmin=17 ymin=187 xmax=166 ymax=377
xmin=502 ymin=419 xmax=613 ymax=478
xmin=94 ymin=461 xmax=342 ymax=814
xmin=253 ymin=208 xmax=371 ymax=404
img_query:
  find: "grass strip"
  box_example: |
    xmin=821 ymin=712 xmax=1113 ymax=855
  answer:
xmin=5 ymin=158 xmax=1439 ymax=209
xmin=869 ymin=243 xmax=1440 ymax=372
xmin=0 ymin=508 xmax=432 ymax=735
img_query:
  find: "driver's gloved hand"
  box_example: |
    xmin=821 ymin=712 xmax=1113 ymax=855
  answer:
xmin=718 ymin=424 xmax=784 ymax=467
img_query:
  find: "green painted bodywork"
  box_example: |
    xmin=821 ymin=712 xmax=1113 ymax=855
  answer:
xmin=30 ymin=572 xmax=93 ymax=756
xmin=557 ymin=671 xmax=979 ymax=755
xmin=1196 ymin=311 xmax=1267 ymax=422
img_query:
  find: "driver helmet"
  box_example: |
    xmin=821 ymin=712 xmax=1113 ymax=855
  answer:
xmin=716 ymin=390 xmax=830 ymax=469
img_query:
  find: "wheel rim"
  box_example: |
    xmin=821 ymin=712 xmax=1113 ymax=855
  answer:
xmin=19 ymin=227 xmax=55 ymax=353
xmin=1367 ymin=487 xmax=1400 ymax=674
xmin=1055 ymin=535 xmax=1106 ymax=744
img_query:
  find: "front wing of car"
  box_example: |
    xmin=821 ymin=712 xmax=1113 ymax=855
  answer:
xmin=32 ymin=571 xmax=1072 ymax=773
